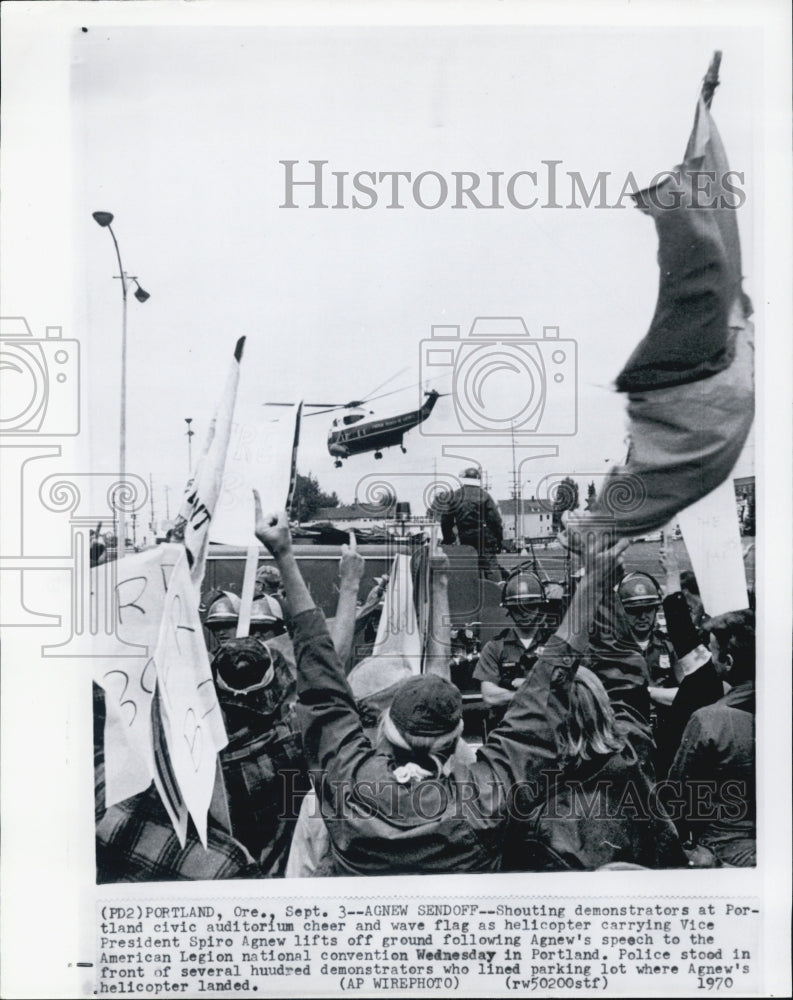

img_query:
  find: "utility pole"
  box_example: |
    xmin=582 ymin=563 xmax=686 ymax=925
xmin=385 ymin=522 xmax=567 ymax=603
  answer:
xmin=510 ymin=424 xmax=522 ymax=549
xmin=149 ymin=472 xmax=156 ymax=535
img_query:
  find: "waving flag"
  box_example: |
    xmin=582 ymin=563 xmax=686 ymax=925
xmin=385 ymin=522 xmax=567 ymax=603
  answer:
xmin=594 ymin=54 xmax=754 ymax=535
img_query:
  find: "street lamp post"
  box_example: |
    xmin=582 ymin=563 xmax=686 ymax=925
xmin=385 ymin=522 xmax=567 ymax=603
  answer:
xmin=185 ymin=417 xmax=194 ymax=473
xmin=92 ymin=211 xmax=150 ymax=557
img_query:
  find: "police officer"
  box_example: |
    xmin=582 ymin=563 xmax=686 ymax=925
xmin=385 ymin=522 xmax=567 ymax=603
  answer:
xmin=204 ymin=590 xmax=287 ymax=653
xmin=618 ymin=572 xmax=677 ymax=687
xmin=204 ymin=591 xmax=241 ymax=648
xmin=439 ymin=467 xmax=504 ymax=581
xmin=474 ymin=568 xmax=557 ymax=726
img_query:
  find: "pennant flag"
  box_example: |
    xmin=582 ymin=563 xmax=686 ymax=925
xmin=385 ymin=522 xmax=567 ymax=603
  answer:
xmin=285 ymin=401 xmax=304 ymax=515
xmin=178 ymin=336 xmax=245 ymax=588
xmin=150 ymin=549 xmax=228 ymax=845
xmin=593 ymin=55 xmax=754 ymax=535
xmin=345 ymin=552 xmax=422 ymax=703
xmin=371 ymin=553 xmax=423 ymax=669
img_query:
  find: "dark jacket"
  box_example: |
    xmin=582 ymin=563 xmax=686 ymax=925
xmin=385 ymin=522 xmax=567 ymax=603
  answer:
xmin=293 ymin=607 xmax=581 ymax=876
xmin=653 ymin=591 xmax=725 ymax=776
xmin=216 ymin=652 xmax=310 ymax=875
xmin=668 ymin=681 xmax=755 ymax=865
xmin=440 ymin=484 xmax=503 ymax=554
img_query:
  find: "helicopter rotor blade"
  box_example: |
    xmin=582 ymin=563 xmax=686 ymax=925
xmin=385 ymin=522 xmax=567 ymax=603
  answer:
xmin=303 ymin=405 xmax=348 ymax=417
xmin=264 ymin=401 xmax=344 ymax=409
xmin=361 ymin=366 xmax=410 ymax=403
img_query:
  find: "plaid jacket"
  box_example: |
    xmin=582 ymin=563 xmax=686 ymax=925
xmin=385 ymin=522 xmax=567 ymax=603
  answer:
xmin=94 ymin=683 xmax=264 ymax=883
xmin=95 ymin=762 xmax=263 ymax=883
xmin=217 ymin=708 xmax=310 ymax=875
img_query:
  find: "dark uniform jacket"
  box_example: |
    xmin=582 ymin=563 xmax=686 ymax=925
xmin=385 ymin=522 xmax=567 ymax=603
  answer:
xmin=474 ymin=626 xmax=550 ymax=726
xmin=440 ymin=484 xmax=503 ymax=554
xmin=293 ymin=607 xmax=582 ymax=876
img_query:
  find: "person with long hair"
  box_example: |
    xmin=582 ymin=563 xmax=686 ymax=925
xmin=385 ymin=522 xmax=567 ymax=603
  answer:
xmin=500 ymin=598 xmax=687 ymax=872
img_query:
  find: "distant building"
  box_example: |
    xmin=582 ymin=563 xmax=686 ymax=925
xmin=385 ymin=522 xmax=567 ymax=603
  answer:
xmin=313 ymin=501 xmax=396 ymax=529
xmin=312 ymin=500 xmax=433 ymax=535
xmin=497 ymin=497 xmax=555 ymax=546
xmin=734 ymin=475 xmax=755 ymax=531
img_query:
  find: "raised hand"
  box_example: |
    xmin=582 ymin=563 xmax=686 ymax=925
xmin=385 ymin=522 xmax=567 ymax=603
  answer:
xmin=253 ymin=491 xmax=292 ymax=559
xmin=339 ymin=531 xmax=365 ymax=586
xmin=659 ymin=530 xmax=681 ymax=594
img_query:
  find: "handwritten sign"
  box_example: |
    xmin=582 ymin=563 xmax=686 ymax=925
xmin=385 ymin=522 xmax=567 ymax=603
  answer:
xmin=94 ymin=545 xmax=181 ymax=807
xmin=152 ymin=549 xmax=227 ymax=845
xmin=93 ymin=544 xmax=227 ymax=846
xmin=677 ymin=476 xmax=750 ymax=617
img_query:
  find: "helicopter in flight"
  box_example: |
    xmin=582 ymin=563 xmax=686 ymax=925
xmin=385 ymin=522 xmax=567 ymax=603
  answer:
xmin=266 ymin=370 xmax=447 ymax=467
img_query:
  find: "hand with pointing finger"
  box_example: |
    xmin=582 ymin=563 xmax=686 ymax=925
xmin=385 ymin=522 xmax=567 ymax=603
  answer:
xmin=339 ymin=531 xmax=365 ymax=587
xmin=253 ymin=491 xmax=292 ymax=559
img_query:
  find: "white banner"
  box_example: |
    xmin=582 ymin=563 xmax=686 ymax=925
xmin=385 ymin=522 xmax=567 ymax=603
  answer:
xmin=210 ymin=401 xmax=297 ymax=546
xmin=677 ymin=476 xmax=750 ymax=617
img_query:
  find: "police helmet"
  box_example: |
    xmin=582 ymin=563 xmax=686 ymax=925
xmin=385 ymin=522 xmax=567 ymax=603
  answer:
xmin=618 ymin=572 xmax=662 ymax=609
xmin=206 ymin=591 xmax=241 ymax=627
xmin=460 ymin=467 xmax=481 ymax=480
xmin=501 ymin=568 xmax=547 ymax=608
xmin=255 ymin=564 xmax=282 ymax=593
xmin=250 ymin=594 xmax=284 ymax=633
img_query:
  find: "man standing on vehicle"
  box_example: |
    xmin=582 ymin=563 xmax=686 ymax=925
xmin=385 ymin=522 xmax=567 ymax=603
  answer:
xmin=439 ymin=467 xmax=504 ymax=581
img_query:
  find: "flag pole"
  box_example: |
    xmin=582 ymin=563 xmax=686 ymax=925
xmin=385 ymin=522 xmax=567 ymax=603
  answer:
xmin=702 ymin=50 xmax=722 ymax=109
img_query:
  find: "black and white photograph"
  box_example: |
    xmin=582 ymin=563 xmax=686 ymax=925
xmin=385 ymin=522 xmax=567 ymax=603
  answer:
xmin=0 ymin=1 xmax=790 ymax=997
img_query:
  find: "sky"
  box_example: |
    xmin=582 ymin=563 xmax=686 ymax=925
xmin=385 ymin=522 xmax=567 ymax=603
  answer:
xmin=27 ymin=18 xmax=765 ymax=534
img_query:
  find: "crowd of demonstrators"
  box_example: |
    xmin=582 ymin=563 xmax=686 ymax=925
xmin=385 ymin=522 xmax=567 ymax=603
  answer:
xmin=94 ymin=493 xmax=755 ymax=879
xmin=255 ymin=503 xmax=664 ymax=876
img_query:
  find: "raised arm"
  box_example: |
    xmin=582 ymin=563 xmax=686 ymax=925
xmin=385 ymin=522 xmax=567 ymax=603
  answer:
xmin=254 ymin=498 xmax=315 ymax=618
xmin=328 ymin=533 xmax=365 ymax=665
xmin=254 ymin=502 xmax=374 ymax=802
xmin=423 ymin=541 xmax=452 ymax=679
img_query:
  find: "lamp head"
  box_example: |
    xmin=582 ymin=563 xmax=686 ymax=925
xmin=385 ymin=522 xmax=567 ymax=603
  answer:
xmin=92 ymin=211 xmax=114 ymax=227
xmin=133 ymin=282 xmax=150 ymax=303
